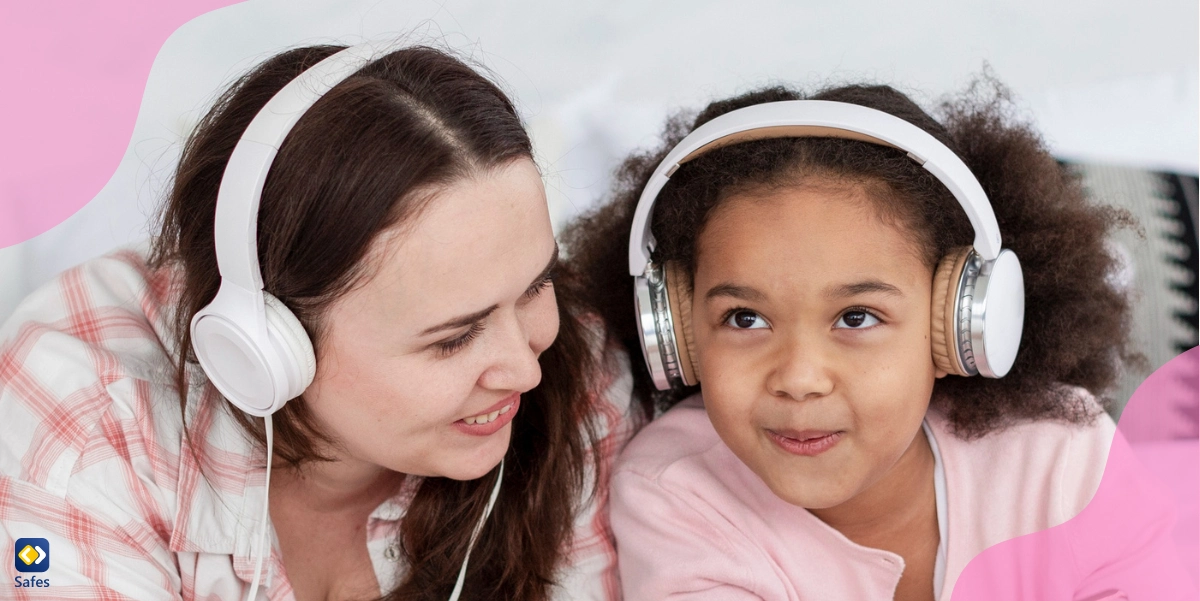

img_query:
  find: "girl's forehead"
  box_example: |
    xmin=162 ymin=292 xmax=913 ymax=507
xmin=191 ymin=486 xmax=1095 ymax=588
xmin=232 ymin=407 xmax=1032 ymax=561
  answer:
xmin=694 ymin=183 xmax=931 ymax=283
xmin=702 ymin=181 xmax=882 ymax=245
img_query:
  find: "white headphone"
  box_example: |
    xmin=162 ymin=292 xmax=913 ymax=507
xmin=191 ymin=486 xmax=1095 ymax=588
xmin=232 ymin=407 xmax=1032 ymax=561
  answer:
xmin=188 ymin=44 xmax=384 ymax=417
xmin=188 ymin=43 xmax=502 ymax=601
xmin=628 ymin=100 xmax=1026 ymax=390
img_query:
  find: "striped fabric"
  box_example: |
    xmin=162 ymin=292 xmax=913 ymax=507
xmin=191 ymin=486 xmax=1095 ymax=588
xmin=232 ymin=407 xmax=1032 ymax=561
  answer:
xmin=0 ymin=249 xmax=636 ymax=600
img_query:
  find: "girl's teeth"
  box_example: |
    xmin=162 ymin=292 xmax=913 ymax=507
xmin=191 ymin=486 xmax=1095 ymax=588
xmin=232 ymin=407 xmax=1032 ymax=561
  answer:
xmin=499 ymin=404 xmax=512 ymax=415
xmin=487 ymin=410 xmax=499 ymax=421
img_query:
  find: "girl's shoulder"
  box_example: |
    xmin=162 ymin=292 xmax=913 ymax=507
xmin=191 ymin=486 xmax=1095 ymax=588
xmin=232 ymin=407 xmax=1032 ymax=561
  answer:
xmin=932 ymin=387 xmax=1194 ymax=598
xmin=929 ymin=385 xmax=1117 ymax=529
xmin=612 ymin=394 xmax=722 ymax=482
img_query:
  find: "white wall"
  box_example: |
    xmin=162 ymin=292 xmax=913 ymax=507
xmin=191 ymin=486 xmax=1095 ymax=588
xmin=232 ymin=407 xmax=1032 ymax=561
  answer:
xmin=1 ymin=0 xmax=1197 ymax=321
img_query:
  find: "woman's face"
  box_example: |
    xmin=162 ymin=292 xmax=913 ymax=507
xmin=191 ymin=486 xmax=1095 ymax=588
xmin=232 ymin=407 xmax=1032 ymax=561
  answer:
xmin=690 ymin=179 xmax=941 ymax=510
xmin=304 ymin=159 xmax=559 ymax=481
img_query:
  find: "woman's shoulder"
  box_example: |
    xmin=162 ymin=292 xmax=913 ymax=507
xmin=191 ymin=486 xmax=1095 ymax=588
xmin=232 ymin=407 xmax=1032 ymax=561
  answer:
xmin=1 ymin=245 xmax=180 ymax=356
xmin=0 ymin=247 xmax=189 ymax=495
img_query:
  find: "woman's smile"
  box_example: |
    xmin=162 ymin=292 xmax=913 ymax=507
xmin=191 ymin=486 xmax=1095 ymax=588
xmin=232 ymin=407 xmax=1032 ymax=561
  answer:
xmin=454 ymin=393 xmax=521 ymax=436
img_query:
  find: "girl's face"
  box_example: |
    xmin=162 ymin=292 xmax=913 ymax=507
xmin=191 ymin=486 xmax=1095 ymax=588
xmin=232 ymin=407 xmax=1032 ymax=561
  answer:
xmin=691 ymin=179 xmax=942 ymax=510
xmin=303 ymin=159 xmax=559 ymax=481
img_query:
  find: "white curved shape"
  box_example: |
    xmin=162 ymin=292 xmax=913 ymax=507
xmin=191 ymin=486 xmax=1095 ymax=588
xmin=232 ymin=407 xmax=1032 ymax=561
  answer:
xmin=973 ymin=250 xmax=1025 ymax=378
xmin=214 ymin=42 xmax=384 ymax=293
xmin=628 ymin=100 xmax=1003 ymax=276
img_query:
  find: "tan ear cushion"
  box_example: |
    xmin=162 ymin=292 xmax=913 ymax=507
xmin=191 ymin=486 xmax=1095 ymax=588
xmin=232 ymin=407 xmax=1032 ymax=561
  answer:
xmin=664 ymin=261 xmax=701 ymax=386
xmin=930 ymin=247 xmax=972 ymax=377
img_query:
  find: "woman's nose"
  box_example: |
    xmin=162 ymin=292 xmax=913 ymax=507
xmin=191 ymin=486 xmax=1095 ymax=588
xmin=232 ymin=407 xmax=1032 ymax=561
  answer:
xmin=479 ymin=305 xmax=558 ymax=393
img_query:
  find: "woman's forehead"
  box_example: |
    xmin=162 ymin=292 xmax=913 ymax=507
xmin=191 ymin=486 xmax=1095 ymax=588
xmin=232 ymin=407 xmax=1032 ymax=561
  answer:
xmin=331 ymin=160 xmax=553 ymax=328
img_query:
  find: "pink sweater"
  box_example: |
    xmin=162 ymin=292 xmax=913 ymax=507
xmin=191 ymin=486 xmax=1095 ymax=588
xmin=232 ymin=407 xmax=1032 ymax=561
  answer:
xmin=610 ymin=394 xmax=1191 ymax=600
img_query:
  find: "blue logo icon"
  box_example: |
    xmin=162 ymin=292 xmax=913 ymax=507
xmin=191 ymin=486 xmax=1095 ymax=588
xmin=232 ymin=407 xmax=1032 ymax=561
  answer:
xmin=14 ymin=539 xmax=49 ymax=573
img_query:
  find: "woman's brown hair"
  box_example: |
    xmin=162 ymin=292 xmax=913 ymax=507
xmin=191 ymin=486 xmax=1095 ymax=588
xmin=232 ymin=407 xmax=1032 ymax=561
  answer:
xmin=150 ymin=44 xmax=602 ymax=600
xmin=563 ymin=81 xmax=1140 ymax=438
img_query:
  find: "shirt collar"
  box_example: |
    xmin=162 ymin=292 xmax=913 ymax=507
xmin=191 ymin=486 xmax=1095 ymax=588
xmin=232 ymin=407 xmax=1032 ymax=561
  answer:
xmin=370 ymin=473 xmax=424 ymax=522
xmin=168 ymin=383 xmax=423 ymax=582
xmin=168 ymin=386 xmax=268 ymax=573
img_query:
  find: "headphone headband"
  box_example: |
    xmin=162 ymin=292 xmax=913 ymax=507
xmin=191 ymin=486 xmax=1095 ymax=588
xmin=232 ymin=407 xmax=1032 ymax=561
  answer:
xmin=627 ymin=100 xmax=1003 ymax=276
xmin=193 ymin=42 xmax=389 ymax=416
xmin=214 ymin=42 xmax=382 ymax=293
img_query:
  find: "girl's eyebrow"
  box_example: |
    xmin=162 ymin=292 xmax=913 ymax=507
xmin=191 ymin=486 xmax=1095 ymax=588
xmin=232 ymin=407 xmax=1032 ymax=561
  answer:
xmin=705 ymin=283 xmax=767 ymax=303
xmin=825 ymin=280 xmax=903 ymax=299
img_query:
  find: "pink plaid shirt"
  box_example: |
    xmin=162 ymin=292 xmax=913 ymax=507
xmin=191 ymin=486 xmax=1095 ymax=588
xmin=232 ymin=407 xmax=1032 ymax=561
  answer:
xmin=0 ymin=248 xmax=637 ymax=600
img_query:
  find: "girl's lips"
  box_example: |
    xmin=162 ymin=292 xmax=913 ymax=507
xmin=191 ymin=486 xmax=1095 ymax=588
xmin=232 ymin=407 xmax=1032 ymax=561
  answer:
xmin=767 ymin=429 xmax=844 ymax=456
xmin=453 ymin=394 xmax=520 ymax=437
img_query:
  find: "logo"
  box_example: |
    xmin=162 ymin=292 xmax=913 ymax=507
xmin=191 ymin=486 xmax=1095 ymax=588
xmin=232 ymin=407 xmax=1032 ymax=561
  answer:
xmin=14 ymin=539 xmax=49 ymax=573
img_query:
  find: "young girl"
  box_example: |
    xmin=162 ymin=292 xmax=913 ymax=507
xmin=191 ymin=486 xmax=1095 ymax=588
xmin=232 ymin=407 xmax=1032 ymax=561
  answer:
xmin=564 ymin=84 xmax=1193 ymax=600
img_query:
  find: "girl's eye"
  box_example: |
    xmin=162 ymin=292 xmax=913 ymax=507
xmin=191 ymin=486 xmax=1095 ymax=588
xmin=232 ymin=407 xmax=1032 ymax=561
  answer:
xmin=835 ymin=310 xmax=880 ymax=329
xmin=435 ymin=321 xmax=486 ymax=357
xmin=724 ymin=309 xmax=770 ymax=330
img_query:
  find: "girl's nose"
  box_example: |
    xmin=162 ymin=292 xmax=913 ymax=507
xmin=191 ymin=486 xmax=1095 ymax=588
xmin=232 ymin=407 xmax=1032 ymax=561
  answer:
xmin=765 ymin=340 xmax=835 ymax=402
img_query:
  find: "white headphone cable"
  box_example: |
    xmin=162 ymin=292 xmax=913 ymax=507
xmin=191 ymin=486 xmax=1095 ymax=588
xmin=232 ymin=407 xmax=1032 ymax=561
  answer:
xmin=447 ymin=459 xmax=505 ymax=601
xmin=245 ymin=414 xmax=274 ymax=601
xmin=242 ymin=415 xmax=501 ymax=601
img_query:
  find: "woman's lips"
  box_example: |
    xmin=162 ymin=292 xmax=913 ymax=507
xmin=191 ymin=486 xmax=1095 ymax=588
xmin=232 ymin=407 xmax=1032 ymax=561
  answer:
xmin=767 ymin=429 xmax=844 ymax=456
xmin=453 ymin=393 xmax=520 ymax=437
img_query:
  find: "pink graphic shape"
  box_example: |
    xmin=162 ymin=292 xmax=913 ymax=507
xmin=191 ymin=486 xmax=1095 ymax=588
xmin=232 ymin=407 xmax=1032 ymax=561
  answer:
xmin=952 ymin=348 xmax=1200 ymax=600
xmin=0 ymin=0 xmax=243 ymax=249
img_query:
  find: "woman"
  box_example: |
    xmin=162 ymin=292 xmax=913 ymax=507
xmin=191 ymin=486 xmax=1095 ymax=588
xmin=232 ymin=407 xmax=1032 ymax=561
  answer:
xmin=0 ymin=44 xmax=637 ymax=600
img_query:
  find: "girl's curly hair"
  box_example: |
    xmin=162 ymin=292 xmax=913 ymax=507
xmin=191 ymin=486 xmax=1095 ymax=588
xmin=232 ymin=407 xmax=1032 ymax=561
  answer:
xmin=562 ymin=81 xmax=1141 ymax=438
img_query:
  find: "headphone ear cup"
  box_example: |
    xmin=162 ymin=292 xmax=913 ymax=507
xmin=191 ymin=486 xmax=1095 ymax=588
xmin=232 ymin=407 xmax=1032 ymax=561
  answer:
xmin=664 ymin=261 xmax=700 ymax=386
xmin=930 ymin=247 xmax=973 ymax=377
xmin=262 ymin=293 xmax=317 ymax=403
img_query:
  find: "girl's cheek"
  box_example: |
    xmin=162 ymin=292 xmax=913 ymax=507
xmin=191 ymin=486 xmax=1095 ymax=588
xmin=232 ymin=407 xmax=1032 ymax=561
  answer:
xmin=701 ymin=352 xmax=760 ymax=416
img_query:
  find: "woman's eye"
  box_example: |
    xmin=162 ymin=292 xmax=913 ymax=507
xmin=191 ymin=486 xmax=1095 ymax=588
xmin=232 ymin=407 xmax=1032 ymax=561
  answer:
xmin=522 ymin=274 xmax=554 ymax=301
xmin=835 ymin=310 xmax=880 ymax=329
xmin=434 ymin=321 xmax=486 ymax=357
xmin=724 ymin=310 xmax=769 ymax=330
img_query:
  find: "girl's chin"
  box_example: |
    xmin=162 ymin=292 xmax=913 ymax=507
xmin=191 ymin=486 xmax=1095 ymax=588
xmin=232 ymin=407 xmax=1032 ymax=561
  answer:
xmin=773 ymin=488 xmax=847 ymax=510
xmin=760 ymin=473 xmax=855 ymax=510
